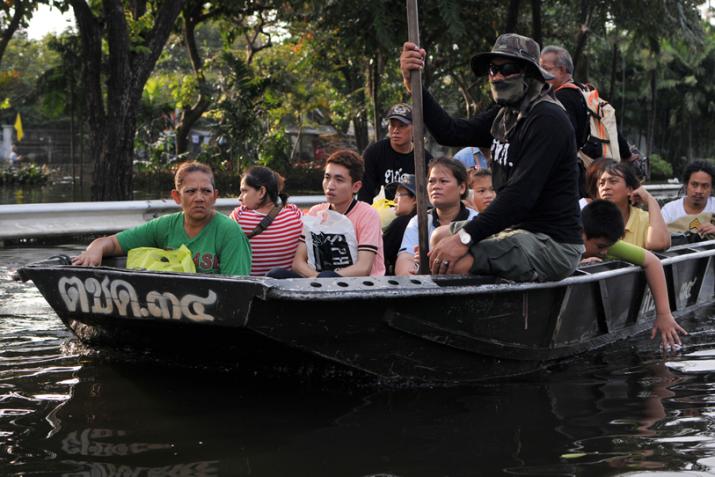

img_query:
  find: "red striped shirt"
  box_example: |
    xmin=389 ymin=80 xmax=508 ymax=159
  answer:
xmin=229 ymin=204 xmax=304 ymax=276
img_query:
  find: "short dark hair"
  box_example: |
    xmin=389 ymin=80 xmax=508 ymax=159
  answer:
xmin=174 ymin=161 xmax=214 ymax=190
xmin=585 ymin=158 xmax=616 ymax=200
xmin=469 ymin=167 xmax=492 ymax=188
xmin=683 ymin=160 xmax=715 ymax=186
xmin=471 ymin=168 xmax=492 ymax=178
xmin=429 ymin=156 xmax=469 ymax=199
xmin=582 ymin=200 xmax=625 ymax=243
xmin=326 ymin=149 xmax=364 ymax=183
xmin=243 ymin=166 xmax=288 ymax=206
xmin=599 ymin=160 xmax=640 ymax=191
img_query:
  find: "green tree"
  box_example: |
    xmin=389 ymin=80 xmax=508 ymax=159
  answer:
xmin=0 ymin=0 xmax=47 ymax=66
xmin=68 ymin=0 xmax=185 ymax=200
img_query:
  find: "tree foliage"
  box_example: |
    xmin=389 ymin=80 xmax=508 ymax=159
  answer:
xmin=5 ymin=0 xmax=715 ymax=199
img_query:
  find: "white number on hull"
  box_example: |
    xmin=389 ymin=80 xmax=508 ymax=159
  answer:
xmin=58 ymin=275 xmax=217 ymax=322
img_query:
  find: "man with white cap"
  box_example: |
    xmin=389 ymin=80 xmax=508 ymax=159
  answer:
xmin=358 ymin=103 xmax=432 ymax=204
xmin=400 ymin=33 xmax=583 ymax=282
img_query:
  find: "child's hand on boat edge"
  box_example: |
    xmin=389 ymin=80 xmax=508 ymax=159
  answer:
xmin=652 ymin=312 xmax=687 ymax=352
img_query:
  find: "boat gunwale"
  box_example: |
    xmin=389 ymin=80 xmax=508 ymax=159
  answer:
xmin=17 ymin=240 xmax=715 ymax=301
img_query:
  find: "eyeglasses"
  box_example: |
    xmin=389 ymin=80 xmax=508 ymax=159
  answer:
xmin=488 ymin=62 xmax=524 ymax=77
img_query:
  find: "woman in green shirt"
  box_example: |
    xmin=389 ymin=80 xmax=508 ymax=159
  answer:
xmin=72 ymin=162 xmax=251 ymax=275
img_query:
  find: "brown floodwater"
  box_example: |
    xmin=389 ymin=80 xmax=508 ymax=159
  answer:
xmin=3 ymin=246 xmax=715 ymax=476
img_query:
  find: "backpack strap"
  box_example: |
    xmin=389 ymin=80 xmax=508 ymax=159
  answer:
xmin=554 ymin=82 xmax=582 ymax=92
xmin=246 ymin=206 xmax=282 ymax=239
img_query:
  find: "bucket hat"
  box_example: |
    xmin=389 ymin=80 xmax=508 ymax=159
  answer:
xmin=471 ymin=33 xmax=554 ymax=82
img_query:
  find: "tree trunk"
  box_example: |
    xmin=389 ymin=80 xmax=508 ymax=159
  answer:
xmin=176 ymin=5 xmax=211 ymax=155
xmin=530 ymin=0 xmax=542 ymax=47
xmin=69 ymin=78 xmax=76 ymax=195
xmin=620 ymin=52 xmax=626 ymax=130
xmin=505 ymin=0 xmax=520 ymax=33
xmin=370 ymin=52 xmax=384 ymax=143
xmin=608 ymin=43 xmax=618 ymax=102
xmin=646 ymin=39 xmax=659 ymax=157
xmin=0 ymin=0 xmax=26 ymax=67
xmin=688 ymin=117 xmax=693 ymax=162
xmin=572 ymin=1 xmax=592 ymax=78
xmin=647 ymin=68 xmax=656 ymax=157
xmin=353 ymin=114 xmax=369 ymax=154
xmin=354 ymin=84 xmax=369 ymax=153
xmin=71 ymin=0 xmax=185 ymax=200
xmin=451 ymin=70 xmax=476 ymax=118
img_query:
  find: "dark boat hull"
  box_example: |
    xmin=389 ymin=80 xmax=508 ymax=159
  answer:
xmin=16 ymin=241 xmax=715 ymax=385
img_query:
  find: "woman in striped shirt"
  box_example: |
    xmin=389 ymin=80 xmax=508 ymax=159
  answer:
xmin=230 ymin=166 xmax=303 ymax=276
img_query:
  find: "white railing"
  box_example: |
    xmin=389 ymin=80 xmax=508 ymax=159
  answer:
xmin=0 ymin=196 xmax=323 ymax=243
xmin=645 ymin=183 xmax=682 ymax=199
xmin=0 ymin=184 xmax=683 ymax=244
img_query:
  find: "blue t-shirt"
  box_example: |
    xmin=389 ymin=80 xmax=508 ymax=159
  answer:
xmin=453 ymin=147 xmax=489 ymax=170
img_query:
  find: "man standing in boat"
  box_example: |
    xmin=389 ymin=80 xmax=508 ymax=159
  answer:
xmin=400 ymin=33 xmax=583 ymax=281
xmin=358 ymin=103 xmax=432 ymax=203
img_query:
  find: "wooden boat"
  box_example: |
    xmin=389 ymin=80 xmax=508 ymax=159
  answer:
xmin=14 ymin=240 xmax=715 ymax=386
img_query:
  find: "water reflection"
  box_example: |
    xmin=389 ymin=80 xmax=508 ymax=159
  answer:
xmin=0 ymin=184 xmax=168 ymax=205
xmin=5 ymin=247 xmax=715 ymax=475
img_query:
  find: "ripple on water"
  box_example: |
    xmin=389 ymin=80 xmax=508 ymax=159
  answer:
xmin=618 ymin=472 xmax=715 ymax=476
xmin=0 ymin=408 xmax=34 ymax=417
xmin=665 ymin=346 xmax=715 ymax=375
xmin=0 ymin=253 xmax=82 ymax=470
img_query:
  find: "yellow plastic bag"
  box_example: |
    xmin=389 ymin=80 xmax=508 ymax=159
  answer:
xmin=372 ymin=198 xmax=397 ymax=232
xmin=126 ymin=244 xmax=196 ymax=273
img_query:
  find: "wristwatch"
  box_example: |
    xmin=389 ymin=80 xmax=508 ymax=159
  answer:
xmin=458 ymin=228 xmax=472 ymax=246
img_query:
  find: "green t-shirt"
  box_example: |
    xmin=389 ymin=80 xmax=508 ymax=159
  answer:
xmin=117 ymin=212 xmax=251 ymax=275
xmin=607 ymin=239 xmax=646 ymax=266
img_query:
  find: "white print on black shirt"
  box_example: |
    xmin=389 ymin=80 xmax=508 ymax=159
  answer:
xmin=310 ymin=232 xmax=354 ymax=271
xmin=384 ymin=169 xmax=406 ymax=186
xmin=492 ymin=140 xmax=513 ymax=168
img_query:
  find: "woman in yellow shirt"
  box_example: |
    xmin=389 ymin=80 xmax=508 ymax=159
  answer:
xmin=596 ymin=161 xmax=670 ymax=251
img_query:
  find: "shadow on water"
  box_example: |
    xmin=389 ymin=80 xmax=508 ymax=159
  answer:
xmin=6 ymin=248 xmax=715 ymax=475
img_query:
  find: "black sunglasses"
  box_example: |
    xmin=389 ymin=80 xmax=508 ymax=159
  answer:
xmin=488 ymin=62 xmax=524 ymax=77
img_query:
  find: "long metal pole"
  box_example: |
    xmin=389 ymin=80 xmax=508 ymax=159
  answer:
xmin=406 ymin=0 xmax=430 ymax=275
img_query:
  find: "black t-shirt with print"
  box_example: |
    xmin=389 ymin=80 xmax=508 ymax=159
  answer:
xmin=358 ymin=138 xmax=431 ymax=203
xmin=422 ymin=87 xmax=581 ymax=245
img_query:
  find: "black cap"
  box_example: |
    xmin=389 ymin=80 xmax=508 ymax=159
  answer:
xmin=385 ymin=103 xmax=412 ymax=125
xmin=386 ymin=174 xmax=416 ymax=197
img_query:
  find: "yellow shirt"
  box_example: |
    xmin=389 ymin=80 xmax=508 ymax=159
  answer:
xmin=623 ymin=205 xmax=650 ymax=248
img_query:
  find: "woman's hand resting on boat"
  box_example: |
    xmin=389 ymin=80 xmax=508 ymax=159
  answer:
xmin=580 ymin=257 xmax=602 ymax=265
xmin=71 ymin=249 xmax=104 ymax=267
xmin=652 ymin=312 xmax=687 ymax=351
xmin=71 ymin=236 xmax=122 ymax=267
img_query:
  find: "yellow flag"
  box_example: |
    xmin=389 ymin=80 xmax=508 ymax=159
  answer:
xmin=15 ymin=113 xmax=25 ymax=142
xmin=14 ymin=113 xmax=23 ymax=142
